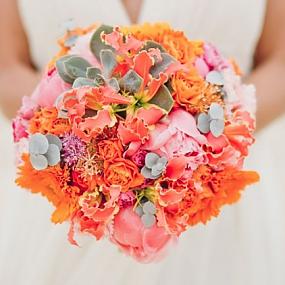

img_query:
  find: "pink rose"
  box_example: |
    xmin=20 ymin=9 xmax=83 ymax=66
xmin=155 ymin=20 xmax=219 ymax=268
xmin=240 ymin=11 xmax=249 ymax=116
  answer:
xmin=31 ymin=68 xmax=70 ymax=108
xmin=109 ymin=207 xmax=176 ymax=263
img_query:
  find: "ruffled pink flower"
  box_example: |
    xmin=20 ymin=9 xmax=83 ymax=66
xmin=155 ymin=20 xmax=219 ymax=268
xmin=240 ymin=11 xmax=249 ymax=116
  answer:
xmin=143 ymin=108 xmax=207 ymax=179
xmin=103 ymin=28 xmax=143 ymax=55
xmin=68 ymin=186 xmax=120 ymax=245
xmin=31 ymin=68 xmax=70 ymax=108
xmin=118 ymin=115 xmax=150 ymax=157
xmin=109 ymin=207 xmax=176 ymax=263
xmin=72 ymin=108 xmax=117 ymax=142
xmin=206 ymin=110 xmax=255 ymax=169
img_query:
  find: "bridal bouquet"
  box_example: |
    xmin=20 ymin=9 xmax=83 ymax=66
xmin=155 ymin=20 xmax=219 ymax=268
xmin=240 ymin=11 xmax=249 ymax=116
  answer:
xmin=13 ymin=23 xmax=259 ymax=262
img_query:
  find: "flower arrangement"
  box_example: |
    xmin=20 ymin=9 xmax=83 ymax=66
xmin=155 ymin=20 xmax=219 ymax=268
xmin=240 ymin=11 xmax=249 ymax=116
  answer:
xmin=13 ymin=23 xmax=259 ymax=263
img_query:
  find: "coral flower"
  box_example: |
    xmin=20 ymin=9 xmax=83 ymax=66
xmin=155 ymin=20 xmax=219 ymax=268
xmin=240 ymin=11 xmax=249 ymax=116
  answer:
xmin=109 ymin=207 xmax=177 ymax=263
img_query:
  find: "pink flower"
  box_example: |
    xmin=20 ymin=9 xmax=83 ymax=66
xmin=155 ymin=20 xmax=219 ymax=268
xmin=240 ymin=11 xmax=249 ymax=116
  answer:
xmin=12 ymin=117 xmax=28 ymax=142
xmin=68 ymin=186 xmax=120 ymax=245
xmin=118 ymin=191 xmax=136 ymax=208
xmin=194 ymin=57 xmax=210 ymax=78
xmin=118 ymin=115 xmax=150 ymax=157
xmin=109 ymin=207 xmax=176 ymax=263
xmin=143 ymin=108 xmax=207 ymax=179
xmin=203 ymin=43 xmax=230 ymax=71
xmin=12 ymin=96 xmax=38 ymax=142
xmin=31 ymin=68 xmax=70 ymax=108
xmin=206 ymin=110 xmax=255 ymax=169
xmin=19 ymin=96 xmax=37 ymax=120
xmin=131 ymin=149 xmax=148 ymax=167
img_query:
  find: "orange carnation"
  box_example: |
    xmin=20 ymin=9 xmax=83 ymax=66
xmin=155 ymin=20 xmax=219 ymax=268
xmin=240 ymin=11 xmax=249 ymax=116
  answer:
xmin=172 ymin=68 xmax=224 ymax=114
xmin=157 ymin=165 xmax=259 ymax=235
xmin=122 ymin=23 xmax=203 ymax=63
xmin=187 ymin=165 xmax=260 ymax=225
xmin=16 ymin=154 xmax=79 ymax=223
xmin=29 ymin=107 xmax=71 ymax=135
xmin=103 ymin=158 xmax=144 ymax=191
xmin=97 ymin=139 xmax=124 ymax=160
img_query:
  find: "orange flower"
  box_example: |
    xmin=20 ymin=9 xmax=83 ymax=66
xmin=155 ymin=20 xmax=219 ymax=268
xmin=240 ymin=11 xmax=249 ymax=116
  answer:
xmin=98 ymin=139 xmax=124 ymax=160
xmin=172 ymin=68 xmax=224 ymax=114
xmin=187 ymin=165 xmax=260 ymax=225
xmin=103 ymin=158 xmax=144 ymax=191
xmin=16 ymin=154 xmax=79 ymax=223
xmin=122 ymin=23 xmax=203 ymax=63
xmin=156 ymin=165 xmax=259 ymax=235
xmin=29 ymin=107 xmax=71 ymax=135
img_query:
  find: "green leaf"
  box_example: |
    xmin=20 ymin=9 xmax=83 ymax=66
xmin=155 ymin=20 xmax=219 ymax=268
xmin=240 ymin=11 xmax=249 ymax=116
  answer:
xmin=107 ymin=77 xmax=120 ymax=92
xmin=94 ymin=74 xmax=106 ymax=87
xmin=90 ymin=24 xmax=114 ymax=61
xmin=86 ymin=67 xmax=101 ymax=79
xmin=148 ymin=84 xmax=174 ymax=113
xmin=56 ymin=55 xmax=91 ymax=84
xmin=55 ymin=55 xmax=76 ymax=84
xmin=100 ymin=49 xmax=117 ymax=78
xmin=150 ymin=53 xmax=176 ymax=78
xmin=64 ymin=56 xmax=91 ymax=81
xmin=141 ymin=40 xmax=166 ymax=52
xmin=72 ymin=77 xmax=97 ymax=88
xmin=119 ymin=69 xmax=143 ymax=93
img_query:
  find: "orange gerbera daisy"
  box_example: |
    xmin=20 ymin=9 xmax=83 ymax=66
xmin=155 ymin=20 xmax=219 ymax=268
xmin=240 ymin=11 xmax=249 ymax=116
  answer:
xmin=16 ymin=154 xmax=80 ymax=223
xmin=187 ymin=165 xmax=260 ymax=226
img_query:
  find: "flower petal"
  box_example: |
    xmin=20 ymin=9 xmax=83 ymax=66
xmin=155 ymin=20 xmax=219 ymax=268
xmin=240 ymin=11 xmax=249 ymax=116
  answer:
xmin=165 ymin=156 xmax=187 ymax=180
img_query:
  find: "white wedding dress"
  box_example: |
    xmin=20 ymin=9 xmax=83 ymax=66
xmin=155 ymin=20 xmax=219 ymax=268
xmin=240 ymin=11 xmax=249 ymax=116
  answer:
xmin=1 ymin=0 xmax=285 ymax=284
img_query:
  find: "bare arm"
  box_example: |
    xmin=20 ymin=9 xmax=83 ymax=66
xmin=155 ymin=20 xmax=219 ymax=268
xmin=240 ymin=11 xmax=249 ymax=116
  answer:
xmin=249 ymin=0 xmax=285 ymax=130
xmin=0 ymin=0 xmax=39 ymax=119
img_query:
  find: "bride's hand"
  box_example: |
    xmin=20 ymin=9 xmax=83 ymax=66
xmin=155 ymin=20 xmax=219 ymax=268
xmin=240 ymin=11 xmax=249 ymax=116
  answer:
xmin=0 ymin=0 xmax=40 ymax=119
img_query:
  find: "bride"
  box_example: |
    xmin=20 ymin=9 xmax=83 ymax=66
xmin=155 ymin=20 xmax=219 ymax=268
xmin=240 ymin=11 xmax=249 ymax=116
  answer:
xmin=0 ymin=0 xmax=284 ymax=284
